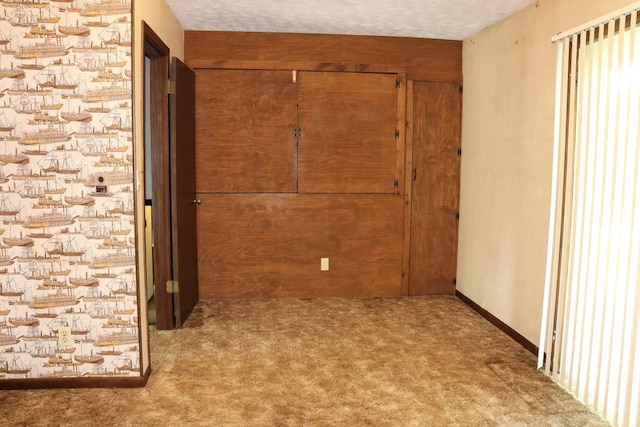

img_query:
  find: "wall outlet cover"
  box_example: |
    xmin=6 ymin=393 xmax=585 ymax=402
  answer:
xmin=58 ymin=326 xmax=73 ymax=347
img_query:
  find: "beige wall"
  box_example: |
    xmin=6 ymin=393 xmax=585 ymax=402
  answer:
xmin=458 ymin=0 xmax=636 ymax=345
xmin=132 ymin=0 xmax=184 ymax=371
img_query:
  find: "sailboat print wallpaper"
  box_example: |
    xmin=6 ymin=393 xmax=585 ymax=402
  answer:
xmin=0 ymin=0 xmax=139 ymax=381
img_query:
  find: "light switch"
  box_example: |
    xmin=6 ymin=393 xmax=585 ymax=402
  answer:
xmin=320 ymin=258 xmax=329 ymax=271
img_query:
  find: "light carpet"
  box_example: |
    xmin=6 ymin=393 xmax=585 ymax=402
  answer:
xmin=1 ymin=296 xmax=608 ymax=426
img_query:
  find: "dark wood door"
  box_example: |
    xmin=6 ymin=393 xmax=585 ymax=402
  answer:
xmin=409 ymin=82 xmax=461 ymax=295
xmin=170 ymin=57 xmax=199 ymax=326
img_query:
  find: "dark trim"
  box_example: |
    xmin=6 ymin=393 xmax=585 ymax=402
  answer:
xmin=0 ymin=369 xmax=150 ymax=390
xmin=143 ymin=21 xmax=174 ymax=330
xmin=143 ymin=21 xmax=169 ymax=57
xmin=456 ymin=290 xmax=538 ymax=356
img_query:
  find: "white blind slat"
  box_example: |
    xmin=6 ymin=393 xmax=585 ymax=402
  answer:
xmin=555 ymin=32 xmax=580 ymax=387
xmin=619 ymin=14 xmax=640 ymax=426
xmin=578 ymin=24 xmax=601 ymax=403
xmin=539 ymin=39 xmax=571 ymax=373
xmin=572 ymin=27 xmax=592 ymax=399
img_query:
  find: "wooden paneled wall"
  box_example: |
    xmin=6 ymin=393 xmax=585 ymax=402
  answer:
xmin=185 ymin=31 xmax=462 ymax=299
xmin=197 ymin=194 xmax=404 ymax=298
xmin=185 ymin=31 xmax=462 ymax=82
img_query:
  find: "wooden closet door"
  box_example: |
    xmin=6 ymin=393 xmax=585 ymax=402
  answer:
xmin=195 ymin=69 xmax=298 ymax=193
xmin=297 ymin=71 xmax=399 ymax=194
xmin=409 ymin=82 xmax=461 ymax=295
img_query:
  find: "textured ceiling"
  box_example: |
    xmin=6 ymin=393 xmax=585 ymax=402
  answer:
xmin=164 ymin=0 xmax=534 ymax=41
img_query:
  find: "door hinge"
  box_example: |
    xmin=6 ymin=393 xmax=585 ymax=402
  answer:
xmin=294 ymin=126 xmax=302 ymax=140
xmin=455 ymin=212 xmax=460 ymax=221
xmin=459 ymin=85 xmax=463 ymax=94
xmin=395 ymin=129 xmax=400 ymax=139
xmin=457 ymin=148 xmax=462 ymax=157
xmin=166 ymin=280 xmax=179 ymax=294
xmin=452 ymin=277 xmax=457 ymax=286
xmin=166 ymin=79 xmax=176 ymax=95
xmin=396 ymin=77 xmax=400 ymax=88
xmin=394 ymin=179 xmax=399 ymax=189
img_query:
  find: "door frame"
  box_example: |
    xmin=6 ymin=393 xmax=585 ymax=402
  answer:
xmin=143 ymin=22 xmax=174 ymax=330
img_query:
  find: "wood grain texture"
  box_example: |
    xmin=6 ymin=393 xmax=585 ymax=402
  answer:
xmin=195 ymin=69 xmax=298 ymax=193
xmin=170 ymin=58 xmax=199 ymax=327
xmin=395 ymin=74 xmax=407 ymax=197
xmin=185 ymin=31 xmax=462 ymax=83
xmin=297 ymin=72 xmax=398 ymax=193
xmin=187 ymin=33 xmax=463 ymax=299
xmin=401 ymin=80 xmax=415 ymax=296
xmin=146 ymin=35 xmax=174 ymax=330
xmin=409 ymin=82 xmax=461 ymax=295
xmin=196 ymin=194 xmax=404 ymax=299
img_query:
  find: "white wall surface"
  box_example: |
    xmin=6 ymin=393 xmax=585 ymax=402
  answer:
xmin=458 ymin=0 xmax=637 ymax=345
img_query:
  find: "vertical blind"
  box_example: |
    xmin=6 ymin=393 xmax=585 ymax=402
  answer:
xmin=539 ymin=4 xmax=640 ymax=427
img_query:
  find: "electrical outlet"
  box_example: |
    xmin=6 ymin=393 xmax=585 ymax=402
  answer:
xmin=58 ymin=326 xmax=73 ymax=347
xmin=321 ymin=258 xmax=329 ymax=271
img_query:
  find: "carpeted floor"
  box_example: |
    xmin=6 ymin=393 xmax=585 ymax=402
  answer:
xmin=1 ymin=296 xmax=608 ymax=426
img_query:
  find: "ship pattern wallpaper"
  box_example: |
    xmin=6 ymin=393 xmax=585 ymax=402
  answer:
xmin=0 ymin=0 xmax=139 ymax=380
